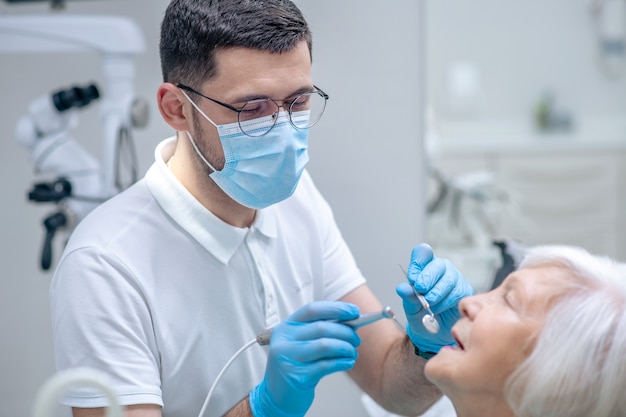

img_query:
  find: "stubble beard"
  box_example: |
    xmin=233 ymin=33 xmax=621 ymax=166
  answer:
xmin=191 ymin=112 xmax=225 ymax=177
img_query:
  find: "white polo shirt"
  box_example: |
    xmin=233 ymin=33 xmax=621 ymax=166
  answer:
xmin=50 ymin=137 xmax=366 ymax=417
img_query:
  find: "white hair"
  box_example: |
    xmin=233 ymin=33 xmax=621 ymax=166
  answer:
xmin=504 ymin=245 xmax=626 ymax=417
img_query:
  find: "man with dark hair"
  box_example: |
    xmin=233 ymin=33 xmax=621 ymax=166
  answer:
xmin=50 ymin=1 xmax=471 ymax=416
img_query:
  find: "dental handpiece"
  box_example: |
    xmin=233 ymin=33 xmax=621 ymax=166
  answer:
xmin=256 ymin=306 xmax=395 ymax=346
xmin=399 ymin=265 xmax=440 ymax=334
xmin=339 ymin=306 xmax=395 ymax=328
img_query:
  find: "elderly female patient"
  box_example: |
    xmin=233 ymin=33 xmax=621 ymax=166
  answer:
xmin=424 ymin=245 xmax=626 ymax=417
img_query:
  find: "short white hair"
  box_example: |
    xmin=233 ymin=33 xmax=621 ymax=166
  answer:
xmin=504 ymin=245 xmax=626 ymax=417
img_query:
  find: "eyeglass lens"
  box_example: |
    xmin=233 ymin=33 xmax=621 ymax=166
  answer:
xmin=239 ymin=91 xmax=327 ymax=137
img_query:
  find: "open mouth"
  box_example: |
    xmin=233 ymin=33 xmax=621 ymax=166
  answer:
xmin=452 ymin=330 xmax=465 ymax=350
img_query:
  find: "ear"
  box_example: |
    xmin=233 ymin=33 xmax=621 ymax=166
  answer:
xmin=157 ymin=83 xmax=192 ymax=131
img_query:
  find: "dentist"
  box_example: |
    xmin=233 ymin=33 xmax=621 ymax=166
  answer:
xmin=50 ymin=1 xmax=472 ymax=416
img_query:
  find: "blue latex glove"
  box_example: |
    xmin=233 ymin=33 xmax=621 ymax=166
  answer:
xmin=396 ymin=243 xmax=473 ymax=353
xmin=249 ymin=301 xmax=361 ymax=417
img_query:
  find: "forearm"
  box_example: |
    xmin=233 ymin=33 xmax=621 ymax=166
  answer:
xmin=341 ymin=285 xmax=442 ymax=416
xmin=223 ymin=396 xmax=253 ymax=417
xmin=376 ymin=336 xmax=442 ymax=416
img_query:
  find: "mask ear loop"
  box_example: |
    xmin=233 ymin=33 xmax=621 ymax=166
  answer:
xmin=179 ymin=88 xmax=220 ymax=129
xmin=185 ymin=131 xmax=219 ymax=173
xmin=179 ymin=88 xmax=220 ymax=173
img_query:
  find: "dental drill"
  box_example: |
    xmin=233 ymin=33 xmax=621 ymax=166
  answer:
xmin=198 ymin=306 xmax=395 ymax=417
xmin=255 ymin=305 xmax=395 ymax=345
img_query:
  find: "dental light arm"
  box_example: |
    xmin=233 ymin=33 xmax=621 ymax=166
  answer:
xmin=16 ymin=83 xmax=105 ymax=270
xmin=0 ymin=14 xmax=147 ymax=270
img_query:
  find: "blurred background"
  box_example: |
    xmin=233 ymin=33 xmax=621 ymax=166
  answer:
xmin=1 ymin=0 xmax=625 ymax=416
xmin=423 ymin=0 xmax=626 ymax=293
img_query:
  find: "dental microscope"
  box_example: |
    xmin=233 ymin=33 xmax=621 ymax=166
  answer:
xmin=0 ymin=1 xmax=147 ymax=270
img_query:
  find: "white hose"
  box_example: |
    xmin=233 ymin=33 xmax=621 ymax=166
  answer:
xmin=32 ymin=368 xmax=122 ymax=417
xmin=198 ymin=338 xmax=258 ymax=417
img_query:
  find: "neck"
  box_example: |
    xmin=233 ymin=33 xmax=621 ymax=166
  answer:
xmin=447 ymin=390 xmax=515 ymax=417
xmin=168 ymin=133 xmax=256 ymax=228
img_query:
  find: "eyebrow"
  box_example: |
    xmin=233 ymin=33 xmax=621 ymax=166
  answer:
xmin=503 ymin=273 xmax=540 ymax=316
xmin=501 ymin=274 xmax=523 ymax=302
xmin=231 ymin=85 xmax=316 ymax=104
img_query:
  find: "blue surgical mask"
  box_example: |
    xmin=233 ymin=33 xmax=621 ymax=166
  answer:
xmin=181 ymin=90 xmax=309 ymax=209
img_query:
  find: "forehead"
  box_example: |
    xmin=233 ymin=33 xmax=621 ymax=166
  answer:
xmin=504 ymin=264 xmax=574 ymax=315
xmin=204 ymin=41 xmax=312 ymax=97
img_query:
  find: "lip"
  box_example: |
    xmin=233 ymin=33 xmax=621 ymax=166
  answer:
xmin=451 ymin=328 xmax=465 ymax=351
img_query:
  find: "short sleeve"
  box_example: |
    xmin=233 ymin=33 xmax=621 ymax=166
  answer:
xmin=49 ymin=246 xmax=163 ymax=408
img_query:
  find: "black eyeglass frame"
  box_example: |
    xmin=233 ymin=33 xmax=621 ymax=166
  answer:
xmin=177 ymin=83 xmax=329 ymax=136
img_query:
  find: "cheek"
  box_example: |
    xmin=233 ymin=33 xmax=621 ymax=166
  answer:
xmin=191 ymin=119 xmax=226 ymax=167
xmin=469 ymin=319 xmax=536 ymax=380
xmin=426 ymin=320 xmax=536 ymax=394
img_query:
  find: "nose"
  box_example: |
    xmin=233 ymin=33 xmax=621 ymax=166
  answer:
xmin=458 ymin=293 xmax=484 ymax=320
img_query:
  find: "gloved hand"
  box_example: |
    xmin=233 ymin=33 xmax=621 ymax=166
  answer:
xmin=396 ymin=243 xmax=473 ymax=353
xmin=249 ymin=301 xmax=361 ymax=417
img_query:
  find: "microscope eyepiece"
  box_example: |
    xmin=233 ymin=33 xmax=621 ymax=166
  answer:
xmin=52 ymin=83 xmax=100 ymax=112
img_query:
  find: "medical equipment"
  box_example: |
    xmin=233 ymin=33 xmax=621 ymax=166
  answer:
xmin=199 ymin=307 xmax=395 ymax=417
xmin=399 ymin=265 xmax=440 ymax=334
xmin=426 ymin=166 xmax=520 ymax=293
xmin=256 ymin=305 xmax=395 ymax=346
xmin=339 ymin=306 xmax=395 ymax=328
xmin=17 ymin=83 xmax=106 ymax=270
xmin=0 ymin=14 xmax=147 ymax=269
xmin=33 ymin=368 xmax=122 ymax=417
xmin=2 ymin=0 xmax=95 ymax=10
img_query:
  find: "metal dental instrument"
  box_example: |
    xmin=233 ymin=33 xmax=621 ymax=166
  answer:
xmin=256 ymin=306 xmax=395 ymax=345
xmin=399 ymin=265 xmax=440 ymax=334
xmin=338 ymin=305 xmax=395 ymax=329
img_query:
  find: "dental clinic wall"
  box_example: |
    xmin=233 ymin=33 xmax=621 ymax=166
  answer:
xmin=427 ymin=0 xmax=626 ymax=130
xmin=0 ymin=1 xmax=424 ymax=416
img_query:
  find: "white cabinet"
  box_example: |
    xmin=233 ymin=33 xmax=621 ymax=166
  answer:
xmin=435 ymin=148 xmax=626 ymax=262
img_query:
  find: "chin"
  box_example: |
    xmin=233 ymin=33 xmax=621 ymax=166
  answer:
xmin=424 ymin=345 xmax=461 ymax=386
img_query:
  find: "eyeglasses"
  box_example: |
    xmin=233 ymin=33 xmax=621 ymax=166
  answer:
xmin=177 ymin=83 xmax=329 ymax=137
xmin=178 ymin=84 xmax=329 ymax=137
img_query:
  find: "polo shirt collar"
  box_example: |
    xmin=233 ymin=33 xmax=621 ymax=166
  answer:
xmin=145 ymin=137 xmax=277 ymax=264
